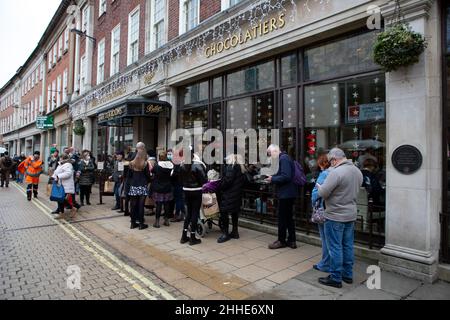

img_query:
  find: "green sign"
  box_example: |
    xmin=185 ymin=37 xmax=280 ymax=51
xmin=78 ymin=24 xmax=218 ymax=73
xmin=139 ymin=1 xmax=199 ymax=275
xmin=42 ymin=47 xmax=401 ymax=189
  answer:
xmin=36 ymin=116 xmax=54 ymax=130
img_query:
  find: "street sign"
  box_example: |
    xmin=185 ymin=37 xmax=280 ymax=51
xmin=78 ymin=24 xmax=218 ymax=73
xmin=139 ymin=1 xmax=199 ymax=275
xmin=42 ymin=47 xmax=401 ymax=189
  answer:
xmin=36 ymin=116 xmax=54 ymax=130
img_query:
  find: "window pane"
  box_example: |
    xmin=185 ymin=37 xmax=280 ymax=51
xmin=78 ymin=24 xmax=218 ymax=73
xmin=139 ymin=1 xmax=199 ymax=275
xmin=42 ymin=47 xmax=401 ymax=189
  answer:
xmin=282 ymin=88 xmax=297 ymax=128
xmin=179 ymin=106 xmax=208 ymax=129
xmin=182 ymin=81 xmax=208 ymax=105
xmin=227 ymin=61 xmax=274 ymax=97
xmin=213 ymin=77 xmax=222 ymax=99
xmin=281 ymin=53 xmax=297 ymax=86
xmin=227 ymin=97 xmax=253 ymax=130
xmin=211 ymin=103 xmax=222 ymax=130
xmin=304 ymin=74 xmax=386 ymax=238
xmin=304 ymin=31 xmax=378 ymax=81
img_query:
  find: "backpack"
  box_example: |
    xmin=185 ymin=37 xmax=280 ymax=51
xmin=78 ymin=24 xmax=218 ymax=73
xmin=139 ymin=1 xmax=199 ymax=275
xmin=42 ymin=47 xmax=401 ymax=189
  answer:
xmin=3 ymin=157 xmax=12 ymax=168
xmin=292 ymin=160 xmax=307 ymax=187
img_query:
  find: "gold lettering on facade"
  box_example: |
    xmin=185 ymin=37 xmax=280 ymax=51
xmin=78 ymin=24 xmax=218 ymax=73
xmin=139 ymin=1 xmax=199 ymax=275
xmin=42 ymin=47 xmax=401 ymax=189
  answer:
xmin=145 ymin=104 xmax=164 ymax=114
xmin=205 ymin=14 xmax=286 ymax=59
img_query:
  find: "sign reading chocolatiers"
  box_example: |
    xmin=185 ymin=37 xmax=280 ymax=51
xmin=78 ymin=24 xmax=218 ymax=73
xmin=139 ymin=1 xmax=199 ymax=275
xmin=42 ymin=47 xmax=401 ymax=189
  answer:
xmin=392 ymin=145 xmax=423 ymax=175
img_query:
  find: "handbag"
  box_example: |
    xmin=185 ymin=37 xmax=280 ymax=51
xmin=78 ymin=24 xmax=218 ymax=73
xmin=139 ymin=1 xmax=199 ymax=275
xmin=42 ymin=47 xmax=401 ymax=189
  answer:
xmin=202 ymin=193 xmax=220 ymax=218
xmin=311 ymin=199 xmax=326 ymax=224
xmin=104 ymin=180 xmax=114 ymax=193
xmin=50 ymin=181 xmax=65 ymax=203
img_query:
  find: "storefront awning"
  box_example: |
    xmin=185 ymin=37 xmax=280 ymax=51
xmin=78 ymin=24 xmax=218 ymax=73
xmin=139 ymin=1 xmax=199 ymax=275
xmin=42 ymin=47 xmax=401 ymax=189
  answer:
xmin=97 ymin=97 xmax=172 ymax=127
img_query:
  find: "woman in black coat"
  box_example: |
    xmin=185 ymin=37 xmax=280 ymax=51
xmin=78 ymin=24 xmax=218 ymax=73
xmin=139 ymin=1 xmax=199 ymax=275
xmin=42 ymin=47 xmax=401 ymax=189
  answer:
xmin=77 ymin=151 xmax=96 ymax=206
xmin=151 ymin=152 xmax=174 ymax=228
xmin=217 ymin=154 xmax=247 ymax=243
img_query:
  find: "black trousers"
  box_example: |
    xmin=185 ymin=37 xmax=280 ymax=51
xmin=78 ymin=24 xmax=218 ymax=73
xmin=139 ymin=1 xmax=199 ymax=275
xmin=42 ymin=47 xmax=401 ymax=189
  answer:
xmin=26 ymin=184 xmax=38 ymax=196
xmin=277 ymin=198 xmax=296 ymax=244
xmin=183 ymin=191 xmax=202 ymax=233
xmin=79 ymin=185 xmax=92 ymax=203
xmin=219 ymin=211 xmax=239 ymax=234
xmin=130 ymin=195 xmax=146 ymax=224
xmin=1 ymin=171 xmax=10 ymax=186
xmin=156 ymin=201 xmax=171 ymax=220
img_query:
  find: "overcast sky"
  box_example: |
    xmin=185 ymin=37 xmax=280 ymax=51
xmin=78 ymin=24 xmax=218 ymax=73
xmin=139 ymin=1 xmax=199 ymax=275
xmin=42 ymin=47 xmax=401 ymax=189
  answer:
xmin=0 ymin=0 xmax=61 ymax=88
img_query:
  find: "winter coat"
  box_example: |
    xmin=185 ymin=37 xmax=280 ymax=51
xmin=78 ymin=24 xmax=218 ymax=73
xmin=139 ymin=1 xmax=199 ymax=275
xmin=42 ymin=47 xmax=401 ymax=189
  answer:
xmin=127 ymin=163 xmax=151 ymax=190
xmin=311 ymin=169 xmax=330 ymax=208
xmin=112 ymin=160 xmax=124 ymax=183
xmin=271 ymin=152 xmax=298 ymax=199
xmin=317 ymin=160 xmax=364 ymax=223
xmin=19 ymin=156 xmax=43 ymax=184
xmin=202 ymin=180 xmax=221 ymax=194
xmin=151 ymin=161 xmax=174 ymax=194
xmin=78 ymin=160 xmax=96 ymax=186
xmin=52 ymin=161 xmax=75 ymax=194
xmin=47 ymin=156 xmax=60 ymax=176
xmin=219 ymin=164 xmax=246 ymax=213
xmin=0 ymin=156 xmax=14 ymax=172
xmin=180 ymin=156 xmax=207 ymax=192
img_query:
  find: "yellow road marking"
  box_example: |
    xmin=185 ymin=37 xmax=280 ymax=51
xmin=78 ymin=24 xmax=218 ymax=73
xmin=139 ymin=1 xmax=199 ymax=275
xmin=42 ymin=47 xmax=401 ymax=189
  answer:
xmin=11 ymin=183 xmax=175 ymax=300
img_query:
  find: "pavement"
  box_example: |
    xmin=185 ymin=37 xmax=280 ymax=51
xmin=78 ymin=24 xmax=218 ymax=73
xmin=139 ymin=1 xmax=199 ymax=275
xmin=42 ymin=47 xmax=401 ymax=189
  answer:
xmin=1 ymin=176 xmax=449 ymax=300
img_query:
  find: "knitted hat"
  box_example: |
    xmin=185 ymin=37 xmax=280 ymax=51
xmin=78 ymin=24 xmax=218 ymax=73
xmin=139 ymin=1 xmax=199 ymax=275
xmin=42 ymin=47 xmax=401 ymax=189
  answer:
xmin=34 ymin=151 xmax=40 ymax=156
xmin=50 ymin=147 xmax=58 ymax=154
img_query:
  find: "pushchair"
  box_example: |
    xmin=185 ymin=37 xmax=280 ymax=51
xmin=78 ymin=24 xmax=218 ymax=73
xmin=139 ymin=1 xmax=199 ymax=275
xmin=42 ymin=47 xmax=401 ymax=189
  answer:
xmin=195 ymin=193 xmax=220 ymax=238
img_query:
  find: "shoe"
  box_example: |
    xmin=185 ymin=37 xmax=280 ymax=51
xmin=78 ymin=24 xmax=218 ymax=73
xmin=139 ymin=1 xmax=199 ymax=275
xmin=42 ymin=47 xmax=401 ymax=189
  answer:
xmin=319 ymin=276 xmax=342 ymax=288
xmin=153 ymin=221 xmax=161 ymax=228
xmin=229 ymin=230 xmax=240 ymax=239
xmin=123 ymin=212 xmax=130 ymax=217
xmin=139 ymin=224 xmax=149 ymax=230
xmin=112 ymin=206 xmax=120 ymax=211
xmin=70 ymin=207 xmax=77 ymax=220
xmin=86 ymin=201 xmax=91 ymax=206
xmin=170 ymin=216 xmax=183 ymax=222
xmin=51 ymin=210 xmax=60 ymax=215
xmin=268 ymin=241 xmax=287 ymax=250
xmin=217 ymin=234 xmax=231 ymax=244
xmin=180 ymin=230 xmax=189 ymax=244
xmin=55 ymin=213 xmax=65 ymax=220
xmin=342 ymin=277 xmax=353 ymax=284
xmin=163 ymin=219 xmax=170 ymax=227
xmin=33 ymin=194 xmax=38 ymax=199
xmin=130 ymin=222 xmax=138 ymax=229
xmin=189 ymin=233 xmax=201 ymax=246
xmin=80 ymin=202 xmax=85 ymax=207
xmin=288 ymin=242 xmax=298 ymax=249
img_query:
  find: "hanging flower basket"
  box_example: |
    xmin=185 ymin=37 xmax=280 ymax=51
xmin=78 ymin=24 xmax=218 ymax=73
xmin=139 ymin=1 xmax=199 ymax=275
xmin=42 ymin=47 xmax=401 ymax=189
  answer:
xmin=373 ymin=23 xmax=427 ymax=72
xmin=73 ymin=120 xmax=85 ymax=136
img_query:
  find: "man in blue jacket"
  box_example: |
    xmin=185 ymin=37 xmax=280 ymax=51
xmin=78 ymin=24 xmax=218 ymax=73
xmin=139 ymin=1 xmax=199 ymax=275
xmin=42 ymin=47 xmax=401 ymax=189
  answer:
xmin=265 ymin=144 xmax=298 ymax=249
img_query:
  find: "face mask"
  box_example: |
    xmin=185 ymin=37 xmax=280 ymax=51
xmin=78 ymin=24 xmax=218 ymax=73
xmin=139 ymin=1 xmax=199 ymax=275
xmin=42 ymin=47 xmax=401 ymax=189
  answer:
xmin=168 ymin=154 xmax=173 ymax=161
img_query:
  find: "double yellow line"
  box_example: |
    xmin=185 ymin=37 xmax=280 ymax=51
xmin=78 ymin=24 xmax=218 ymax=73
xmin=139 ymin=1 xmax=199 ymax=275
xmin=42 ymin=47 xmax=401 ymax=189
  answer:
xmin=11 ymin=183 xmax=175 ymax=300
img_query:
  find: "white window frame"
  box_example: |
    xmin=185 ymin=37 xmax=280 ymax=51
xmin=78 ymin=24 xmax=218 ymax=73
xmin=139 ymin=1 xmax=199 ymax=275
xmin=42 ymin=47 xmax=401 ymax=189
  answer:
xmin=127 ymin=6 xmax=140 ymax=66
xmin=221 ymin=0 xmax=242 ymax=11
xmin=80 ymin=55 xmax=87 ymax=92
xmin=97 ymin=38 xmax=106 ymax=84
xmin=99 ymin=0 xmax=107 ymax=17
xmin=64 ymin=28 xmax=69 ymax=51
xmin=82 ymin=6 xmax=90 ymax=33
xmin=151 ymin=0 xmax=166 ymax=50
xmin=57 ymin=75 xmax=62 ymax=107
xmin=47 ymin=85 xmax=51 ymax=112
xmin=58 ymin=36 xmax=63 ymax=58
xmin=53 ymin=45 xmax=57 ymax=64
xmin=63 ymin=69 xmax=68 ymax=103
xmin=51 ymin=80 xmax=56 ymax=110
xmin=179 ymin=0 xmax=199 ymax=35
xmin=110 ymin=24 xmax=121 ymax=76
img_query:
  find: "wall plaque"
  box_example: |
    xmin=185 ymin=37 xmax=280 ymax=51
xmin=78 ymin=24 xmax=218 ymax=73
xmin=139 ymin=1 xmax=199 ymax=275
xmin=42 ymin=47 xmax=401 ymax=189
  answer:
xmin=392 ymin=145 xmax=422 ymax=175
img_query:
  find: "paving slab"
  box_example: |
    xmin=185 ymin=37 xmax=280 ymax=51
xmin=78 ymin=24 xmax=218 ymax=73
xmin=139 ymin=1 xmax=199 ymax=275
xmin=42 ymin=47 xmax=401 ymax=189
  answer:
xmin=408 ymin=281 xmax=450 ymax=300
xmin=338 ymin=284 xmax=401 ymax=300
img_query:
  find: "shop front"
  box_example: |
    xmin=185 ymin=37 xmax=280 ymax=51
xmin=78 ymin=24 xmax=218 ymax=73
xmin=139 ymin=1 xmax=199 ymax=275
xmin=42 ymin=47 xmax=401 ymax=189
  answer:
xmin=93 ymin=97 xmax=172 ymax=163
xmin=178 ymin=29 xmax=386 ymax=248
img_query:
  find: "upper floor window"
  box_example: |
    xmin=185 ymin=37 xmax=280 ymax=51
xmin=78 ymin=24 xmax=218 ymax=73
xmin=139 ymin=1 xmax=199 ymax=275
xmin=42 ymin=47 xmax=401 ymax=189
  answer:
xmin=64 ymin=28 xmax=69 ymax=51
xmin=58 ymin=36 xmax=63 ymax=58
xmin=153 ymin=0 xmax=165 ymax=49
xmin=180 ymin=0 xmax=199 ymax=34
xmin=99 ymin=0 xmax=107 ymax=16
xmin=97 ymin=39 xmax=106 ymax=84
xmin=111 ymin=24 xmax=121 ymax=75
xmin=221 ymin=0 xmax=242 ymax=10
xmin=82 ymin=6 xmax=90 ymax=33
xmin=52 ymin=45 xmax=57 ymax=65
xmin=80 ymin=55 xmax=87 ymax=92
xmin=128 ymin=7 xmax=140 ymax=65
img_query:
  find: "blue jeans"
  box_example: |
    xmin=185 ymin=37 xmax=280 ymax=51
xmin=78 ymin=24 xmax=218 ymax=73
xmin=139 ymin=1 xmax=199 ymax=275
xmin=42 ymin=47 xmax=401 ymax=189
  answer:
xmin=16 ymin=171 xmax=23 ymax=183
xmin=114 ymin=182 xmax=121 ymax=207
xmin=324 ymin=220 xmax=355 ymax=283
xmin=173 ymin=184 xmax=185 ymax=216
xmin=317 ymin=224 xmax=330 ymax=272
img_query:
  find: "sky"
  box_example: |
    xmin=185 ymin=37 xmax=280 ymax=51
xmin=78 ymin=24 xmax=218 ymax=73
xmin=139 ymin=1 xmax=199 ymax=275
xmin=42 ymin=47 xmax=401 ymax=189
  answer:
xmin=0 ymin=0 xmax=62 ymax=88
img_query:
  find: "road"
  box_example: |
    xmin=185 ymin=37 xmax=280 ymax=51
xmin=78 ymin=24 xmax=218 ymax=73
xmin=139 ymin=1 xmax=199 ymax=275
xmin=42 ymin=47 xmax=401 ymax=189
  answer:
xmin=0 ymin=182 xmax=184 ymax=300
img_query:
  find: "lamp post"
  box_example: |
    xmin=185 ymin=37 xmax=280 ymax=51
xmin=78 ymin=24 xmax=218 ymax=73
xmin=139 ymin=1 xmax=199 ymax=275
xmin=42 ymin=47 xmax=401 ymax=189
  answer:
xmin=70 ymin=29 xmax=96 ymax=45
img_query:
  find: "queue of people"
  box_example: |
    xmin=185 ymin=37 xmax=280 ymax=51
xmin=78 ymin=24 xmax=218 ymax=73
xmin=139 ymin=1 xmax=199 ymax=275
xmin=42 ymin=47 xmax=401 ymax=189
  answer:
xmin=0 ymin=142 xmax=367 ymax=290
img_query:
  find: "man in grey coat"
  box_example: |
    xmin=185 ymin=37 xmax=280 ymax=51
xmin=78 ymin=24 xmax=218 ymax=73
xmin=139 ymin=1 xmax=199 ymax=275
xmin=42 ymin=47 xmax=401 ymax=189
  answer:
xmin=316 ymin=148 xmax=363 ymax=288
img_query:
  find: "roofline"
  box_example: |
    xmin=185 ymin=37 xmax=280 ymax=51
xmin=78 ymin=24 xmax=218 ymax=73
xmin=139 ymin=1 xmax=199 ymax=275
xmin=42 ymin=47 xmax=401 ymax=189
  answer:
xmin=0 ymin=0 xmax=72 ymax=94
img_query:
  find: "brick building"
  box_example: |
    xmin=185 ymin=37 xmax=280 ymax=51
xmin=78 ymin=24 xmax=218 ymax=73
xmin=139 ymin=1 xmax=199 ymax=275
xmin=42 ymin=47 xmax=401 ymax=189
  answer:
xmin=1 ymin=0 xmax=450 ymax=283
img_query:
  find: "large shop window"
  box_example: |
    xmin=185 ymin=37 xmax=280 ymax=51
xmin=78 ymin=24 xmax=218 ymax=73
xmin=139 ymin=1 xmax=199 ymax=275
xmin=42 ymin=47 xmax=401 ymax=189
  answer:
xmin=227 ymin=61 xmax=275 ymax=97
xmin=304 ymin=74 xmax=386 ymax=241
xmin=304 ymin=31 xmax=378 ymax=81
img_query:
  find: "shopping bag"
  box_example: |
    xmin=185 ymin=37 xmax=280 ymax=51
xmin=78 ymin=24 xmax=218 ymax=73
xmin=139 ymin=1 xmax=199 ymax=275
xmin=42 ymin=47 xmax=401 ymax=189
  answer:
xmin=104 ymin=180 xmax=114 ymax=193
xmin=145 ymin=196 xmax=155 ymax=207
xmin=50 ymin=181 xmax=65 ymax=203
xmin=202 ymin=193 xmax=220 ymax=218
xmin=311 ymin=200 xmax=326 ymax=224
